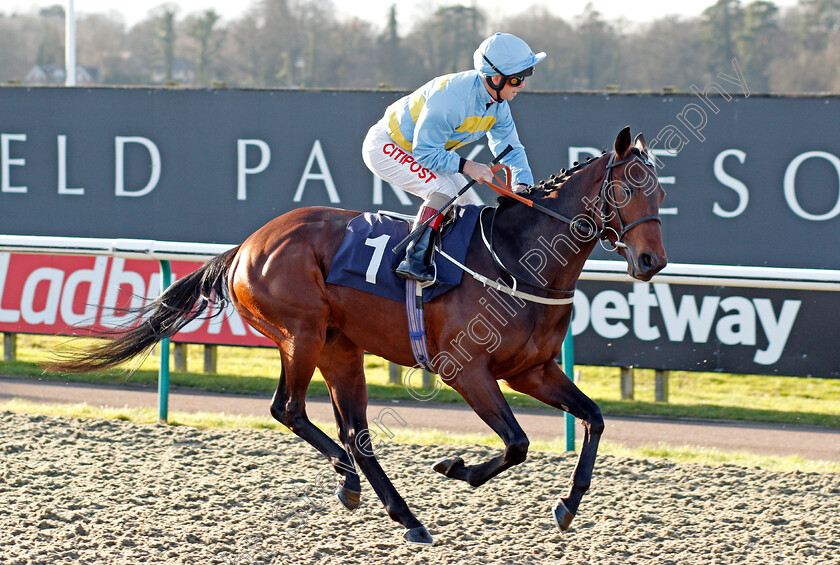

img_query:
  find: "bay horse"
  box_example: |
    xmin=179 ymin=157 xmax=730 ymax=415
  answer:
xmin=48 ymin=127 xmax=667 ymax=545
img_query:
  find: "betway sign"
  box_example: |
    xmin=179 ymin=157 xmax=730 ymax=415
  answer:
xmin=1 ymin=253 xmax=836 ymax=377
xmin=572 ymin=283 xmax=799 ymax=366
xmin=571 ymin=281 xmax=837 ymax=378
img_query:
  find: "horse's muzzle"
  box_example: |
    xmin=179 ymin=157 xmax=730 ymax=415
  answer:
xmin=631 ymin=252 xmax=667 ymax=281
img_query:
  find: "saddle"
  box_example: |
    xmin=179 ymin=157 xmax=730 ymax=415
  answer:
xmin=325 ymin=205 xmax=482 ymax=304
xmin=326 ymin=205 xmax=482 ymax=373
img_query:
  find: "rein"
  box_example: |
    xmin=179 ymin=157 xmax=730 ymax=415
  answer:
xmin=477 ymin=151 xmax=662 ymax=295
xmin=477 ymin=164 xmax=577 ymax=299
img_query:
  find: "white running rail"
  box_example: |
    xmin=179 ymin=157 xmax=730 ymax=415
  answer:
xmin=2 ymin=235 xmax=838 ymax=291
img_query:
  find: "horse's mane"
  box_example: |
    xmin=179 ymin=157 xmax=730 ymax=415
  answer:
xmin=496 ymin=150 xmax=608 ymax=208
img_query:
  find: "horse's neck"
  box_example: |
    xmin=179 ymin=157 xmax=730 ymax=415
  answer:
xmin=492 ymin=166 xmax=602 ymax=290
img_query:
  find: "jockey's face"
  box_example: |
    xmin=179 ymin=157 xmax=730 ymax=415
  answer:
xmin=487 ymin=75 xmax=525 ymax=102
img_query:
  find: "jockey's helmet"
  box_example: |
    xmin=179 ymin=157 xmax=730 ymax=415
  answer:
xmin=474 ymin=33 xmax=546 ymax=78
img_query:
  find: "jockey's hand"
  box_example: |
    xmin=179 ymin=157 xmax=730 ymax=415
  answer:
xmin=514 ymin=183 xmax=529 ymax=193
xmin=462 ymin=160 xmax=494 ymax=184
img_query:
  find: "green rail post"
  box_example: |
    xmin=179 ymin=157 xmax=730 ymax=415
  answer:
xmin=158 ymin=260 xmax=172 ymax=423
xmin=561 ymin=327 xmax=575 ymax=452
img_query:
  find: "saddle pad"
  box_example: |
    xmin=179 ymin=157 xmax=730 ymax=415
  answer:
xmin=326 ymin=205 xmax=482 ymax=303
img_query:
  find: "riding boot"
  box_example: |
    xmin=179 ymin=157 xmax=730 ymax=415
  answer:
xmin=395 ymin=204 xmax=442 ymax=283
xmin=395 ymin=225 xmax=439 ymax=282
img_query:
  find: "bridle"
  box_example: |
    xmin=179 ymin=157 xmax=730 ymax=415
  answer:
xmin=480 ymin=150 xmax=661 ymax=296
xmin=595 ymin=150 xmax=662 ymax=252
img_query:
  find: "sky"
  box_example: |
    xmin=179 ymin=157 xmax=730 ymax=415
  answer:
xmin=7 ymin=0 xmax=802 ymax=30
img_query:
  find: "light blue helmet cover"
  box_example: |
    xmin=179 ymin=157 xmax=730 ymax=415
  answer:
xmin=474 ymin=32 xmax=546 ymax=76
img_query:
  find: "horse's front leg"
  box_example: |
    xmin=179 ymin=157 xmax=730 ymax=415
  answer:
xmin=434 ymin=370 xmax=530 ymax=487
xmin=505 ymin=360 xmax=604 ymax=531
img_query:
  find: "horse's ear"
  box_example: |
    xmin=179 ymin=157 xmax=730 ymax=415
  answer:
xmin=633 ymin=132 xmax=647 ymax=151
xmin=614 ymin=126 xmax=632 ymax=157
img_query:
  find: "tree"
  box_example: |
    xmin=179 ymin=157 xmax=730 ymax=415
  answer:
xmin=226 ymin=17 xmax=261 ymax=86
xmin=406 ymin=5 xmax=486 ymax=77
xmin=503 ymin=9 xmax=576 ymax=91
xmin=573 ymin=3 xmax=619 ymax=90
xmin=1 ymin=0 xmax=832 ymax=93
xmin=255 ymin=0 xmax=294 ymax=86
xmin=36 ymin=6 xmax=65 ymax=67
xmin=372 ymin=5 xmax=425 ymax=89
xmin=766 ymin=3 xmax=837 ymax=92
xmin=0 ymin=15 xmax=35 ymax=82
xmin=76 ymin=14 xmax=127 ymax=84
xmin=39 ymin=5 xmax=65 ymax=18
xmin=124 ymin=17 xmax=161 ymax=84
xmin=738 ymin=1 xmax=780 ymax=91
xmin=187 ymin=10 xmax=222 ymax=85
xmin=155 ymin=6 xmax=178 ymax=82
xmin=623 ymin=16 xmax=711 ymax=91
xmin=701 ymin=0 xmax=745 ymax=72
xmin=797 ymin=0 xmax=840 ymax=50
xmin=377 ymin=5 xmax=401 ymax=86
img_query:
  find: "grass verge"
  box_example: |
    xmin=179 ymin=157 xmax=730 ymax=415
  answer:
xmin=4 ymin=334 xmax=840 ymax=428
xmin=3 ymin=398 xmax=837 ymax=474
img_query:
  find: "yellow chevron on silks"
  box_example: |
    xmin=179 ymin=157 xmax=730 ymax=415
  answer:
xmin=444 ymin=139 xmax=468 ymax=150
xmin=387 ymin=107 xmax=414 ymax=153
xmin=407 ymin=91 xmax=425 ymax=123
xmin=385 ymin=75 xmax=478 ymax=154
xmin=456 ymin=115 xmax=497 ymax=134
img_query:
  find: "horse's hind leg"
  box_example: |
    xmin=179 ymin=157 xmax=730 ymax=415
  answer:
xmin=318 ymin=333 xmax=432 ymax=545
xmin=505 ymin=360 xmax=604 ymax=531
xmin=271 ymin=357 xmax=362 ymax=510
xmin=240 ymin=307 xmax=362 ymax=510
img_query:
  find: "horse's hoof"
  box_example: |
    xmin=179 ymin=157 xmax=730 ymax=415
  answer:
xmin=432 ymin=456 xmax=464 ymax=477
xmin=335 ymin=485 xmax=361 ymax=511
xmin=404 ymin=525 xmax=434 ymax=545
xmin=552 ymin=500 xmax=575 ymax=531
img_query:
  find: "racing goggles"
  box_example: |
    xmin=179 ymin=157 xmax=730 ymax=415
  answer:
xmin=482 ymin=53 xmax=534 ymax=86
xmin=506 ymin=67 xmax=533 ymax=87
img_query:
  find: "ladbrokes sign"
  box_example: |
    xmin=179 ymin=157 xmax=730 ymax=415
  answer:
xmin=0 ymin=253 xmax=271 ymax=347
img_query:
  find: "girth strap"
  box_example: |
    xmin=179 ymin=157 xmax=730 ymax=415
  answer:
xmin=405 ymin=279 xmax=435 ymax=372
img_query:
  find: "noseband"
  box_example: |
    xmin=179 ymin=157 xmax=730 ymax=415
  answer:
xmin=595 ymin=151 xmax=662 ymax=252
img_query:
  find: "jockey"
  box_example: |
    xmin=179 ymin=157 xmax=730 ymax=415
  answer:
xmin=362 ymin=32 xmax=546 ymax=283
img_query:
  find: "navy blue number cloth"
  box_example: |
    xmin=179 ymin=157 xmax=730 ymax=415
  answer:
xmin=326 ymin=205 xmax=482 ymax=303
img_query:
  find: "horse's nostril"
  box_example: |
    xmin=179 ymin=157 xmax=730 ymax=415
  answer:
xmin=640 ymin=253 xmax=656 ymax=270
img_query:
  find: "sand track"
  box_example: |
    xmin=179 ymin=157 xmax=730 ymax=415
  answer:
xmin=1 ymin=411 xmax=838 ymax=564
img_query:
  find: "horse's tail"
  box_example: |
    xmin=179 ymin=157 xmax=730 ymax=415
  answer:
xmin=46 ymin=246 xmax=241 ymax=374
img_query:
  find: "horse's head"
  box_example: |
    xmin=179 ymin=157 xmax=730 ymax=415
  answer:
xmin=594 ymin=126 xmax=668 ymax=281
